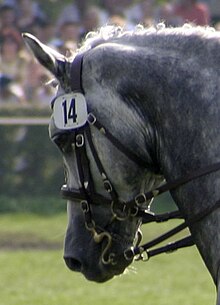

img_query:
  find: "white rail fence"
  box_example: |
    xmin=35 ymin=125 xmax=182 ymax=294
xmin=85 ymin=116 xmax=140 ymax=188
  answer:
xmin=0 ymin=117 xmax=50 ymax=125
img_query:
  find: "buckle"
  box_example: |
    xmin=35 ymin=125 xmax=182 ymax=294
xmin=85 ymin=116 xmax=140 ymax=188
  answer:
xmin=124 ymin=248 xmax=135 ymax=261
xmin=111 ymin=201 xmax=129 ymax=221
xmin=87 ymin=113 xmax=96 ymax=125
xmin=81 ymin=200 xmax=89 ymax=213
xmin=135 ymin=193 xmax=147 ymax=206
xmin=103 ymin=179 xmax=113 ymax=193
xmin=135 ymin=249 xmax=149 ymax=262
xmin=130 ymin=205 xmax=139 ymax=217
xmin=76 ymin=134 xmax=84 ymax=147
xmin=125 ymin=246 xmax=149 ymax=262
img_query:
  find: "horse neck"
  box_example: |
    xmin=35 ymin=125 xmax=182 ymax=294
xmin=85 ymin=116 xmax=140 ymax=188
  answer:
xmin=128 ymin=51 xmax=219 ymax=204
xmin=145 ymin=52 xmax=220 ymax=194
xmin=139 ymin=42 xmax=220 ymax=284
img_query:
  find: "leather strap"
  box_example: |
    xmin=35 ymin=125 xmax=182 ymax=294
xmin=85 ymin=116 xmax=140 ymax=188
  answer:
xmin=70 ymin=52 xmax=85 ymax=93
xmin=126 ymin=161 xmax=220 ymax=209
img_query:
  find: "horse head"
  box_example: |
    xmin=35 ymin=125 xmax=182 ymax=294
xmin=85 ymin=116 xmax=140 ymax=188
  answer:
xmin=23 ymin=31 xmax=162 ymax=282
xmin=23 ymin=26 xmax=220 ymax=304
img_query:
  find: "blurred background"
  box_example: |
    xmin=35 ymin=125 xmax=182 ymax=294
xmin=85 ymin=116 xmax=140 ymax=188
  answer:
xmin=0 ymin=1 xmax=218 ymax=304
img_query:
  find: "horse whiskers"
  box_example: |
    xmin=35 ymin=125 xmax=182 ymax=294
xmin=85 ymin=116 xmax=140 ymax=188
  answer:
xmin=123 ymin=265 xmax=137 ymax=275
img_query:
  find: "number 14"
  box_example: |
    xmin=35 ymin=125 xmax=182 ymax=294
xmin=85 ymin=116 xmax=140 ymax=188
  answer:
xmin=62 ymin=98 xmax=77 ymax=125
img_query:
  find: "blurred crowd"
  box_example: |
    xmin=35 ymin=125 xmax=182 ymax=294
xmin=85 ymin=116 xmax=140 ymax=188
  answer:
xmin=0 ymin=0 xmax=219 ymax=106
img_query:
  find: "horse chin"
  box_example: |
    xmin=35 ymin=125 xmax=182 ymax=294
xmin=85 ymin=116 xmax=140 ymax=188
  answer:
xmin=83 ymin=260 xmax=129 ymax=283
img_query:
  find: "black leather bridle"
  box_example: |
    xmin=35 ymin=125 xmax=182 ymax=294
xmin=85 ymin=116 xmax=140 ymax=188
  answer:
xmin=52 ymin=47 xmax=220 ymax=265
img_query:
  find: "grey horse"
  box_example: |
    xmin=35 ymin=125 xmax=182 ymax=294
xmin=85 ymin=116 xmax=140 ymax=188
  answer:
xmin=23 ymin=24 xmax=220 ymax=303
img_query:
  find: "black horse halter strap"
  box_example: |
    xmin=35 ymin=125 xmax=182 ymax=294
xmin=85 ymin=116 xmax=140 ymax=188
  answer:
xmin=61 ymin=120 xmax=134 ymax=220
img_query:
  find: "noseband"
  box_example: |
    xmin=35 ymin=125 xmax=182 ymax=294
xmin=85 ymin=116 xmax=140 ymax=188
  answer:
xmin=52 ymin=47 xmax=220 ymax=265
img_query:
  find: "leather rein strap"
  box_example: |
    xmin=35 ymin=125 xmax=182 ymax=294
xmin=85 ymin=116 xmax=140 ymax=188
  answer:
xmin=60 ymin=48 xmax=220 ymax=262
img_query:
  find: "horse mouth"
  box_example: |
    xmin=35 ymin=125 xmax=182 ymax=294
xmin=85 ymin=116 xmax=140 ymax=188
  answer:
xmin=64 ymin=254 xmax=131 ymax=283
xmin=63 ymin=233 xmax=134 ymax=282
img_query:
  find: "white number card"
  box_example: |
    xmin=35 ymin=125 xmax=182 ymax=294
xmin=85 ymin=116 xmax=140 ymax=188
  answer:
xmin=53 ymin=93 xmax=88 ymax=130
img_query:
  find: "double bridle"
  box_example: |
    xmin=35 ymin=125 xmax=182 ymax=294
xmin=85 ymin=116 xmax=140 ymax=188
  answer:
xmin=52 ymin=47 xmax=220 ymax=265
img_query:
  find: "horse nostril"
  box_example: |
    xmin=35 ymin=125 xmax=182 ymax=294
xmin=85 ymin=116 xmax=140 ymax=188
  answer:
xmin=64 ymin=257 xmax=82 ymax=272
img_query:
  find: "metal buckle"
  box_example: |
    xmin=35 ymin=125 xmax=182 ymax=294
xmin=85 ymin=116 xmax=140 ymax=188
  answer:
xmin=124 ymin=247 xmax=135 ymax=261
xmin=81 ymin=200 xmax=89 ymax=212
xmin=130 ymin=205 xmax=139 ymax=217
xmin=76 ymin=134 xmax=84 ymax=147
xmin=103 ymin=179 xmax=113 ymax=193
xmin=135 ymin=250 xmax=149 ymax=262
xmin=111 ymin=201 xmax=129 ymax=221
xmin=135 ymin=193 xmax=147 ymax=206
xmin=87 ymin=113 xmax=96 ymax=125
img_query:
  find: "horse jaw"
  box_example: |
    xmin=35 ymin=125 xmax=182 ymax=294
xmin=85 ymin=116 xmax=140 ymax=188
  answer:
xmin=22 ymin=33 xmax=66 ymax=78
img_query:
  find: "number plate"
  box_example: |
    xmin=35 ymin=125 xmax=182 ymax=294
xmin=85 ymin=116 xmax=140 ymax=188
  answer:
xmin=53 ymin=93 xmax=88 ymax=130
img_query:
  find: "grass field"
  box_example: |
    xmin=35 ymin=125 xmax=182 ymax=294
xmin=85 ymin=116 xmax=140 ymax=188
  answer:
xmin=0 ymin=212 xmax=216 ymax=305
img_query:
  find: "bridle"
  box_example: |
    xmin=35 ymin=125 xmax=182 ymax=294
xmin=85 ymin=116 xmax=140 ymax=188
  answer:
xmin=52 ymin=46 xmax=220 ymax=265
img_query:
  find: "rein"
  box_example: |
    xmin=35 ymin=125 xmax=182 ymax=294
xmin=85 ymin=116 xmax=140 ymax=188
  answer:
xmin=56 ymin=48 xmax=220 ymax=264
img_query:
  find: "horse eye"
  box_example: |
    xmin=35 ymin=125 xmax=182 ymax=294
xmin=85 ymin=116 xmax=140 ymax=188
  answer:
xmin=53 ymin=134 xmax=74 ymax=153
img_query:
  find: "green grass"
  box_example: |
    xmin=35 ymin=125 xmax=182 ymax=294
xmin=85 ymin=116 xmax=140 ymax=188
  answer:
xmin=0 ymin=213 xmax=216 ymax=305
xmin=0 ymin=196 xmax=65 ymax=215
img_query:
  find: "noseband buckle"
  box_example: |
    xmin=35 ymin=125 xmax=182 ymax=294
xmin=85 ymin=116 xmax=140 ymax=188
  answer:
xmin=135 ymin=193 xmax=147 ymax=206
xmin=111 ymin=200 xmax=130 ymax=221
xmin=76 ymin=134 xmax=84 ymax=147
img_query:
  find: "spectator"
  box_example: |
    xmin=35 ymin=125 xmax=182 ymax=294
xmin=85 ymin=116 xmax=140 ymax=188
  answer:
xmin=108 ymin=13 xmax=128 ymax=28
xmin=0 ymin=74 xmax=26 ymax=104
xmin=125 ymin=0 xmax=156 ymax=26
xmin=0 ymin=32 xmax=28 ymax=90
xmin=102 ymin=0 xmax=132 ymax=17
xmin=161 ymin=0 xmax=210 ymax=26
xmin=58 ymin=21 xmax=80 ymax=44
xmin=80 ymin=6 xmax=103 ymax=39
xmin=23 ymin=59 xmax=54 ymax=105
xmin=101 ymin=0 xmax=134 ymax=29
xmin=28 ymin=19 xmax=55 ymax=44
xmin=33 ymin=74 xmax=56 ymax=107
xmin=0 ymin=4 xmax=18 ymax=35
xmin=16 ymin=0 xmax=46 ymax=32
xmin=56 ymin=0 xmax=88 ymax=30
xmin=52 ymin=21 xmax=81 ymax=54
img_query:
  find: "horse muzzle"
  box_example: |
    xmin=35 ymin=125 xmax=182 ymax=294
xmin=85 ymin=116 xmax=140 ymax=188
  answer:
xmin=63 ymin=227 xmax=133 ymax=282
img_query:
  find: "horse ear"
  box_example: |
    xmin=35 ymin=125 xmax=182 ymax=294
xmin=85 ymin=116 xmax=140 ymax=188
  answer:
xmin=22 ymin=33 xmax=65 ymax=77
